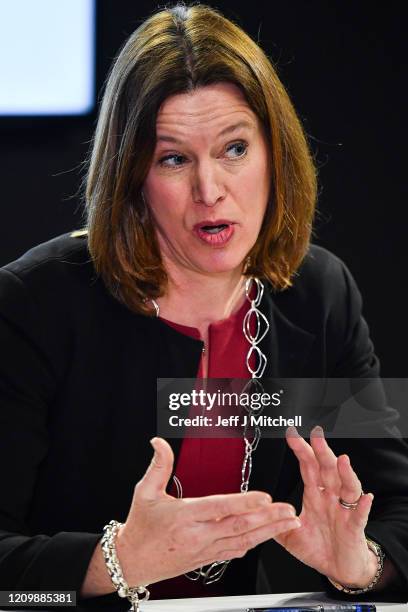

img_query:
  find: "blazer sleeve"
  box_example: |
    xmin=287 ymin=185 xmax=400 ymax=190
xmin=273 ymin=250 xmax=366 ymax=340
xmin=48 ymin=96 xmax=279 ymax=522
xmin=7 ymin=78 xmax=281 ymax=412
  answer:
xmin=326 ymin=259 xmax=408 ymax=597
xmin=0 ymin=268 xmax=102 ymax=593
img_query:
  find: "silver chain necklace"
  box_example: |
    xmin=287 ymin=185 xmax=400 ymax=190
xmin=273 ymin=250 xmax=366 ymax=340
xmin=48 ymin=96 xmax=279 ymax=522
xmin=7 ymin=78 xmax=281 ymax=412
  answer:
xmin=153 ymin=277 xmax=269 ymax=584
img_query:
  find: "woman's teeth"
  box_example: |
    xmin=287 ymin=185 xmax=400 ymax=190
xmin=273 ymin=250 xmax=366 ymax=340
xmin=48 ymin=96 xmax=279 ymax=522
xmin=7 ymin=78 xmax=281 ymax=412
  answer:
xmin=202 ymin=224 xmax=228 ymax=234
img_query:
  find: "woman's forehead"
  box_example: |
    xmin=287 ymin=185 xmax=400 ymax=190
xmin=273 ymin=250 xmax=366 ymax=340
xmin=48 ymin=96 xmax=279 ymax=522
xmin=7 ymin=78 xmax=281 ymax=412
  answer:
xmin=155 ymin=83 xmax=259 ymax=139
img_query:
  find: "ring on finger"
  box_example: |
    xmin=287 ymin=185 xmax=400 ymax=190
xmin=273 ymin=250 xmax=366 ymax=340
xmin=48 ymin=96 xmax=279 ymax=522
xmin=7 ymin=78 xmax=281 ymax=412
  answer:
xmin=338 ymin=491 xmax=364 ymax=510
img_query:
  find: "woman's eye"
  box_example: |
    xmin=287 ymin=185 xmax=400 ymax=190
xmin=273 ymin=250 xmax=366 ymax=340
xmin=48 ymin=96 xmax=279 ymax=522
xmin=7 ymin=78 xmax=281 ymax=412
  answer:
xmin=157 ymin=142 xmax=248 ymax=167
xmin=225 ymin=141 xmax=248 ymax=159
xmin=158 ymin=153 xmax=186 ymax=168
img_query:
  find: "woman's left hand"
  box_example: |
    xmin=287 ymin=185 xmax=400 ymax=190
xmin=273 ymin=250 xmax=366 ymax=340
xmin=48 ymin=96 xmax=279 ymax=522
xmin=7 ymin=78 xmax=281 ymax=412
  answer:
xmin=275 ymin=426 xmax=378 ymax=588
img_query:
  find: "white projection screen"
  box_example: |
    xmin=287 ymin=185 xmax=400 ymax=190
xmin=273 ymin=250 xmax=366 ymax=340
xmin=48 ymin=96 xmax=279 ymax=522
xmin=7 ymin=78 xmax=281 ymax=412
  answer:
xmin=0 ymin=0 xmax=95 ymax=116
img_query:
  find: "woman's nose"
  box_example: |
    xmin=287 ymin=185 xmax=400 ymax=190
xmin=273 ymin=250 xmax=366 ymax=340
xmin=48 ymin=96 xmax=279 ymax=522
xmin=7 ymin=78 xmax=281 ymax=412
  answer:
xmin=192 ymin=162 xmax=226 ymax=207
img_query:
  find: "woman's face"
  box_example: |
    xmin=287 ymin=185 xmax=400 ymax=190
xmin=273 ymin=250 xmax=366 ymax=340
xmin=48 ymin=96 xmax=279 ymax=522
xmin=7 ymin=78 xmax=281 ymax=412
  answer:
xmin=143 ymin=82 xmax=271 ymax=279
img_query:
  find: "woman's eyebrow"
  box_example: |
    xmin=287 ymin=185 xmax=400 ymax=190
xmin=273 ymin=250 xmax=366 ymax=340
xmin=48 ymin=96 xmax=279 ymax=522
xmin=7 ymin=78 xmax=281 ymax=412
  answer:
xmin=217 ymin=120 xmax=254 ymax=137
xmin=156 ymin=120 xmax=254 ymax=145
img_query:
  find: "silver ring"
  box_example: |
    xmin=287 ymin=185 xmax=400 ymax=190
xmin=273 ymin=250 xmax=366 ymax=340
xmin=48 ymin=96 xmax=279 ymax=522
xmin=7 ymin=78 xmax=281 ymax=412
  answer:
xmin=339 ymin=491 xmax=363 ymax=510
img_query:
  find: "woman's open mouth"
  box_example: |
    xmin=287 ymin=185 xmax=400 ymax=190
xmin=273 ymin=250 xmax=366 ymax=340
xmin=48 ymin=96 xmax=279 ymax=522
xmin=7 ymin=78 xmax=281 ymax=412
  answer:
xmin=193 ymin=221 xmax=235 ymax=246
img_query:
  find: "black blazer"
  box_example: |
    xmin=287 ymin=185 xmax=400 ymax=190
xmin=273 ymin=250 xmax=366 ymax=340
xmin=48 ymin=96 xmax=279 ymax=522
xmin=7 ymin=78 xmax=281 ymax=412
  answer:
xmin=0 ymin=233 xmax=407 ymax=610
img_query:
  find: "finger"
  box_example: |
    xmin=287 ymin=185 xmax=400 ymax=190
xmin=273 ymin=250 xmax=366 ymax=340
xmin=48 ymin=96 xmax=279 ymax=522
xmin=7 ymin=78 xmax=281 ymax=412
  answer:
xmin=182 ymin=491 xmax=272 ymax=521
xmin=134 ymin=437 xmax=174 ymax=501
xmin=337 ymin=454 xmax=363 ymax=508
xmin=351 ymin=492 xmax=374 ymax=529
xmin=309 ymin=426 xmax=342 ymax=492
xmin=210 ymin=502 xmax=297 ymax=539
xmin=285 ymin=426 xmax=321 ymax=489
xmin=337 ymin=490 xmax=373 ymax=534
xmin=204 ymin=516 xmax=302 ymax=561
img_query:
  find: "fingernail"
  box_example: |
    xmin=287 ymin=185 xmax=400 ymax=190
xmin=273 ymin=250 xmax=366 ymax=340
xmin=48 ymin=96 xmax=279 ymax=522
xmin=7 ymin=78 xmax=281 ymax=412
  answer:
xmin=311 ymin=425 xmax=324 ymax=437
xmin=261 ymin=494 xmax=272 ymax=505
xmin=286 ymin=426 xmax=299 ymax=437
xmin=292 ymin=518 xmax=302 ymax=528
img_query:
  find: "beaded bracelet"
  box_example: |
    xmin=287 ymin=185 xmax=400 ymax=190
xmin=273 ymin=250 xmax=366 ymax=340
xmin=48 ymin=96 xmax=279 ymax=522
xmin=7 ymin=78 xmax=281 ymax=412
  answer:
xmin=101 ymin=520 xmax=150 ymax=611
xmin=328 ymin=538 xmax=385 ymax=594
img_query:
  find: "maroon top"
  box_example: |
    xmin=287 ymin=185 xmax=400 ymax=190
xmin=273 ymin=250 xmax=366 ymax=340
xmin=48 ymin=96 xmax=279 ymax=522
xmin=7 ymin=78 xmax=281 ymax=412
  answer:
xmin=152 ymin=288 xmax=256 ymax=599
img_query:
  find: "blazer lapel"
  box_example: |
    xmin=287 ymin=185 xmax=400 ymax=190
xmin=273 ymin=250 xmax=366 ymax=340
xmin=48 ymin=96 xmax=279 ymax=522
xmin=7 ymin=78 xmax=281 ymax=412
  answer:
xmin=259 ymin=285 xmax=316 ymax=379
xmin=153 ymin=318 xmax=204 ymax=470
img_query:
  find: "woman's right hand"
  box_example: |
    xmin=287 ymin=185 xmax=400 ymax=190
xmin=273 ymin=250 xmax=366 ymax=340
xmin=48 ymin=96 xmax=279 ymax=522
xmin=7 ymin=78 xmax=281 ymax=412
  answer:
xmin=114 ymin=437 xmax=301 ymax=587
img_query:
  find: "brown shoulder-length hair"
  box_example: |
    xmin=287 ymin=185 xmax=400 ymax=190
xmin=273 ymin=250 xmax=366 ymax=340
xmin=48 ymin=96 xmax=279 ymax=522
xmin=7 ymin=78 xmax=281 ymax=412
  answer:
xmin=80 ymin=3 xmax=317 ymax=316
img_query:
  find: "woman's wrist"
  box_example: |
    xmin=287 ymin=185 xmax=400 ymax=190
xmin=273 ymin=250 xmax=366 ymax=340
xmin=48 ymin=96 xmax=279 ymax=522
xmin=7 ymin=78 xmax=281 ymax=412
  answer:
xmin=80 ymin=523 xmax=137 ymax=600
xmin=359 ymin=548 xmax=381 ymax=588
xmin=80 ymin=540 xmax=116 ymax=599
xmin=115 ymin=522 xmax=138 ymax=584
xmin=100 ymin=520 xmax=150 ymax=609
xmin=329 ymin=548 xmax=378 ymax=589
xmin=327 ymin=538 xmax=385 ymax=594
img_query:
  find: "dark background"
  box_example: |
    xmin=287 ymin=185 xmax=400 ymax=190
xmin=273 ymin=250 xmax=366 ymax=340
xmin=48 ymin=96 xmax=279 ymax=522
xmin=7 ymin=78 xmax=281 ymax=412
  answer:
xmin=0 ymin=0 xmax=406 ymax=595
xmin=0 ymin=0 xmax=406 ymax=379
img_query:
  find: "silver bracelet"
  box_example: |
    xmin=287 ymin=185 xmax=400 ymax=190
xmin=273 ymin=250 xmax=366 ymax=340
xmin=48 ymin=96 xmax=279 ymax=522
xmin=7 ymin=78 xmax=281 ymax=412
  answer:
xmin=101 ymin=520 xmax=150 ymax=612
xmin=328 ymin=538 xmax=385 ymax=594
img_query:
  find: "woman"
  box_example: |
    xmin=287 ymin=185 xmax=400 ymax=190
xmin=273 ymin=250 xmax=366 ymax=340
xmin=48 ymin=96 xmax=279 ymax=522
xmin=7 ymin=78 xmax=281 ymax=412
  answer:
xmin=0 ymin=3 xmax=407 ymax=611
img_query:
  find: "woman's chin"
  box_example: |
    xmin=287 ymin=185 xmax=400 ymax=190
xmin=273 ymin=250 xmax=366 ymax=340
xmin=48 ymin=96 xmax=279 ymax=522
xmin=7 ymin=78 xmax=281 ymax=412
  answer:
xmin=194 ymin=256 xmax=246 ymax=276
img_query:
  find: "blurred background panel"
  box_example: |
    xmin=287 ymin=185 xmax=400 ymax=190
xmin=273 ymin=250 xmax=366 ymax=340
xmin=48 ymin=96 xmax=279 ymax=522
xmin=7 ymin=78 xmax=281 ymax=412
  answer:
xmin=0 ymin=0 xmax=406 ymax=375
xmin=0 ymin=0 xmax=95 ymax=116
